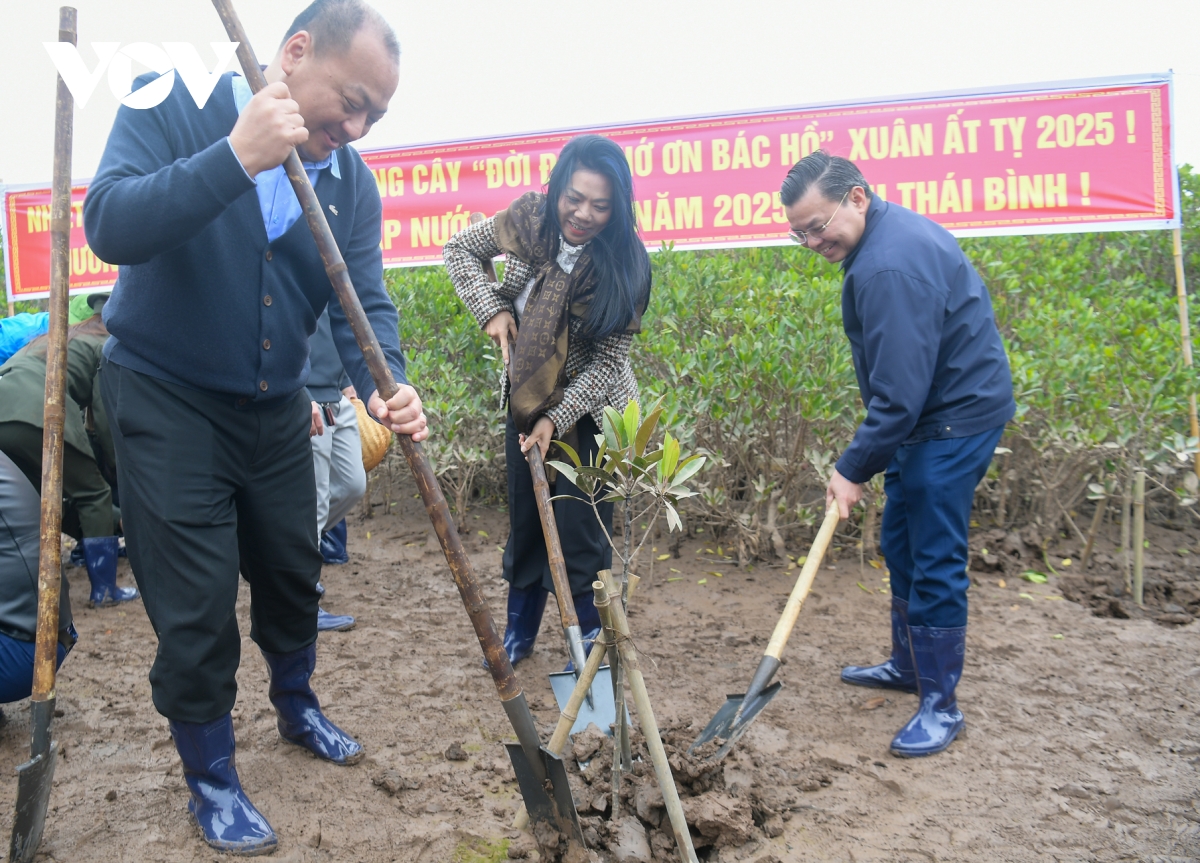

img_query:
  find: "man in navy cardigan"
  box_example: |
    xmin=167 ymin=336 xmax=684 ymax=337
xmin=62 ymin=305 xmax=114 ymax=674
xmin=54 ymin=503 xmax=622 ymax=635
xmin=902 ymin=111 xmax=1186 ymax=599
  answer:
xmin=781 ymin=151 xmax=1014 ymax=760
xmin=84 ymin=0 xmax=425 ymax=853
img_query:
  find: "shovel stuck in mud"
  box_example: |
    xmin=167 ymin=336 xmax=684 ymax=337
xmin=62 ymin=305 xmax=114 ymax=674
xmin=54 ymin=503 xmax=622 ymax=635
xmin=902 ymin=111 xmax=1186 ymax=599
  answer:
xmin=690 ymin=501 xmax=842 ymax=761
xmin=527 ymin=446 xmax=618 ymax=736
xmin=10 ymin=9 xmax=75 ymax=862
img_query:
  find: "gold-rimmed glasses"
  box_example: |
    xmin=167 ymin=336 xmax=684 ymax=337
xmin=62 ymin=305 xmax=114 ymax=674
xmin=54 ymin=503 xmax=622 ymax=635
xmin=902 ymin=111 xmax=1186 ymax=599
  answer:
xmin=788 ymin=190 xmax=849 ymax=246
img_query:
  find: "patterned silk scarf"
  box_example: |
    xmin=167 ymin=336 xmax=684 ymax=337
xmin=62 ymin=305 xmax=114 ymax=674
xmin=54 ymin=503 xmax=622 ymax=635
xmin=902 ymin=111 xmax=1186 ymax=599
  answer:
xmin=494 ymin=192 xmax=597 ymax=434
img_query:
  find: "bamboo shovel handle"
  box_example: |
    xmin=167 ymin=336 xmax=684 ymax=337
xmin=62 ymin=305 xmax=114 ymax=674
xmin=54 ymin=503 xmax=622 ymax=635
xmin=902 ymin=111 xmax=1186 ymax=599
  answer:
xmin=527 ymin=446 xmax=579 ymax=629
xmin=31 ymin=5 xmax=77 ymax=707
xmin=763 ymin=502 xmax=841 ymax=661
xmin=210 ymin=0 xmax=521 ymax=703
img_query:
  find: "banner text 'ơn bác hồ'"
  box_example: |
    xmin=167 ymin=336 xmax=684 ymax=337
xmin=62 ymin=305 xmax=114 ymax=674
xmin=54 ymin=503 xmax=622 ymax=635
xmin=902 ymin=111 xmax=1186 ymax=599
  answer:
xmin=3 ymin=74 xmax=1176 ymax=298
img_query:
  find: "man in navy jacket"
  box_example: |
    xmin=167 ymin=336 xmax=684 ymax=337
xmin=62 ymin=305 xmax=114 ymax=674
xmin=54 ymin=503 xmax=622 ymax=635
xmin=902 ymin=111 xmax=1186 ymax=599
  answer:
xmin=781 ymin=151 xmax=1014 ymax=759
xmin=84 ymin=0 xmax=425 ymax=852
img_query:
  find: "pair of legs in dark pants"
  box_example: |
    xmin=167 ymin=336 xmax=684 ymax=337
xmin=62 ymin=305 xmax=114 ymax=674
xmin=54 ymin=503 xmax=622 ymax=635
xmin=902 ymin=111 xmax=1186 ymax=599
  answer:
xmin=501 ymin=411 xmax=612 ymax=666
xmin=100 ymin=360 xmax=360 ymax=855
xmin=842 ymin=426 xmax=1004 ymax=757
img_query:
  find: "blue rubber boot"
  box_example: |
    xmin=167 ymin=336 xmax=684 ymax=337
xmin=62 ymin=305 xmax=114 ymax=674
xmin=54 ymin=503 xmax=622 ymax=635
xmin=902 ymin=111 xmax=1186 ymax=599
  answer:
xmin=82 ymin=536 xmax=139 ymax=608
xmin=262 ymin=644 xmax=363 ymax=765
xmin=564 ymin=591 xmax=603 ymax=673
xmin=889 ymin=625 xmax=966 ymax=758
xmin=841 ymin=597 xmax=917 ymax=693
xmin=69 ymin=542 xmax=86 ymax=567
xmin=314 ymin=582 xmax=355 ymax=632
xmin=501 ymin=585 xmax=548 ymax=667
xmin=320 ymin=519 xmax=349 ymax=565
xmin=168 ymin=714 xmax=278 ymax=855
xmin=317 ymin=607 xmax=355 ymax=632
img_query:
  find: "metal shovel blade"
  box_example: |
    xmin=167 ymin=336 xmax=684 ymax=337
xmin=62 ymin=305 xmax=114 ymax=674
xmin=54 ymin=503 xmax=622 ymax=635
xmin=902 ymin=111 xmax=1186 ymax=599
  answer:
xmin=505 ymin=742 xmax=585 ymax=846
xmin=9 ymin=742 xmax=58 ymax=863
xmin=688 ymin=682 xmax=783 ymax=761
xmin=549 ymin=665 xmax=616 ymax=736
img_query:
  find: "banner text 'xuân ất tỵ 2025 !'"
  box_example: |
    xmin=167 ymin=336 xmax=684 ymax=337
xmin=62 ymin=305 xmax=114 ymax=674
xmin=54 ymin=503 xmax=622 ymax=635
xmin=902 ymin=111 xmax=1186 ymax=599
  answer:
xmin=3 ymin=74 xmax=1177 ymax=299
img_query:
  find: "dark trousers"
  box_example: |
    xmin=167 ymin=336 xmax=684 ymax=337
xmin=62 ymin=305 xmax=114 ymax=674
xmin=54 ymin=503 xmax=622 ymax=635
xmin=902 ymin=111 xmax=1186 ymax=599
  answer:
xmin=503 ymin=412 xmax=612 ymax=596
xmin=100 ymin=360 xmax=321 ymax=723
xmin=882 ymin=426 xmax=1005 ymax=629
xmin=0 ymin=421 xmax=115 ymax=539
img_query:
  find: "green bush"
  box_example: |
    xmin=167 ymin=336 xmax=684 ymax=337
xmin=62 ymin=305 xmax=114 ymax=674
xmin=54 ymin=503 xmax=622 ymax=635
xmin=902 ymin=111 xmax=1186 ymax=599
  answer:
xmin=375 ymin=167 xmax=1200 ymax=555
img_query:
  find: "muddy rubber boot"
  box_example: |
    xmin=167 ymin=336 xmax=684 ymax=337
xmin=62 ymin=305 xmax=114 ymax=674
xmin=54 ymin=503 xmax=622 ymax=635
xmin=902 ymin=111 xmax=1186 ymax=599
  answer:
xmin=314 ymin=582 xmax=355 ymax=631
xmin=168 ymin=714 xmax=278 ymax=856
xmin=889 ymin=625 xmax=966 ymax=758
xmin=83 ymin=536 xmax=139 ymax=608
xmin=564 ymin=590 xmax=602 ymax=673
xmin=320 ymin=519 xmax=349 ymax=564
xmin=840 ymin=596 xmax=917 ymax=693
xmin=316 ymin=607 xmax=355 ymax=632
xmin=501 ymin=584 xmax=548 ymax=667
xmin=262 ymin=644 xmax=363 ymax=765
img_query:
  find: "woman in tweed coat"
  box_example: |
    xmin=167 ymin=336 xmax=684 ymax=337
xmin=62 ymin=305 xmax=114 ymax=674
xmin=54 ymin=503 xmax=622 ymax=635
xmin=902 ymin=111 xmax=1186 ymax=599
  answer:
xmin=444 ymin=135 xmax=651 ymax=667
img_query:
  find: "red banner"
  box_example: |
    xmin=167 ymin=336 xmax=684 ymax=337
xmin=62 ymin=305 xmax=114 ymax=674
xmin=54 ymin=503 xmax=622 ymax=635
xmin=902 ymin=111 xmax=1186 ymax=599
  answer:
xmin=3 ymin=74 xmax=1177 ymax=298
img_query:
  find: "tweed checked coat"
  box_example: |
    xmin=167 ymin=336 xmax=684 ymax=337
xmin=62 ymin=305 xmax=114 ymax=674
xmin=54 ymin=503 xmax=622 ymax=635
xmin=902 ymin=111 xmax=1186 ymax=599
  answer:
xmin=443 ymin=209 xmax=641 ymax=435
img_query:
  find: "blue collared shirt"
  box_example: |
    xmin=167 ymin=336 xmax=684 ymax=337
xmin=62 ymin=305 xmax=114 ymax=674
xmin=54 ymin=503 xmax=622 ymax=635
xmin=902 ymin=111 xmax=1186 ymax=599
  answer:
xmin=230 ymin=75 xmax=341 ymax=242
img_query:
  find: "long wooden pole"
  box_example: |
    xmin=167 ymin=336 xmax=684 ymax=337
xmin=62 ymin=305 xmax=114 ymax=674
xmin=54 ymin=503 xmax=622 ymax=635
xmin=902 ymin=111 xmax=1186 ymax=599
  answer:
xmin=31 ymin=1 xmax=75 ymax=747
xmin=1173 ymin=227 xmax=1200 ymax=478
xmin=207 ymin=0 xmax=562 ymax=822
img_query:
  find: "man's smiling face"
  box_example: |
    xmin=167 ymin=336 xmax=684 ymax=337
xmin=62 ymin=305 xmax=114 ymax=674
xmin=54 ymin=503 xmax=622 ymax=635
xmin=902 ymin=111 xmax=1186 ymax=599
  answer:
xmin=784 ymin=185 xmax=871 ymax=263
xmin=279 ymin=27 xmax=398 ymax=162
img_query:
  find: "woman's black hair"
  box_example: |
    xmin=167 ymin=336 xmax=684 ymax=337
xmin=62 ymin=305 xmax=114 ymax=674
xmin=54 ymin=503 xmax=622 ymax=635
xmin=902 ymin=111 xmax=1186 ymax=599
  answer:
xmin=540 ymin=135 xmax=651 ymax=340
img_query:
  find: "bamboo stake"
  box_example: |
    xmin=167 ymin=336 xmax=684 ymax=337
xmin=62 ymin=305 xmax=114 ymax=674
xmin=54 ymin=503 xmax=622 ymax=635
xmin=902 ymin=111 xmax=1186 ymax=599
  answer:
xmin=1121 ymin=478 xmax=1132 ymax=595
xmin=1132 ymin=469 xmax=1145 ymax=606
xmin=1172 ymin=227 xmax=1200 ymax=478
xmin=1081 ymin=495 xmax=1106 ymax=570
xmin=511 ymin=574 xmax=640 ymax=831
xmin=595 ymin=573 xmax=698 ymax=863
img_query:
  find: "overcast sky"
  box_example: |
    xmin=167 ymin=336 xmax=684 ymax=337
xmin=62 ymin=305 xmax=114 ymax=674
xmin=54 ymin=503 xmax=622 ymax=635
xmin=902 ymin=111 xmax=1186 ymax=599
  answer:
xmin=1 ymin=0 xmax=1198 ymax=187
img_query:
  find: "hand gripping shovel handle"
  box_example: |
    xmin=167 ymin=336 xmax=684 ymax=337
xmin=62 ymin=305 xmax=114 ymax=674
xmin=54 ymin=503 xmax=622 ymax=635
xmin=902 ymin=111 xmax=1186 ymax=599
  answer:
xmin=11 ymin=9 xmax=75 ymax=863
xmin=210 ymin=0 xmax=547 ymax=785
xmin=739 ymin=500 xmax=842 ymax=713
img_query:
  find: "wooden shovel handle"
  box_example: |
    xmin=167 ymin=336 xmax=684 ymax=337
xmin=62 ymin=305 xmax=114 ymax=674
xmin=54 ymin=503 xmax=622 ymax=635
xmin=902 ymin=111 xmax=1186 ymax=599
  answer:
xmin=764 ymin=501 xmax=841 ymax=661
xmin=210 ymin=0 xmax=519 ymax=701
xmin=31 ymin=5 xmax=77 ymax=706
xmin=527 ymin=446 xmax=580 ymax=629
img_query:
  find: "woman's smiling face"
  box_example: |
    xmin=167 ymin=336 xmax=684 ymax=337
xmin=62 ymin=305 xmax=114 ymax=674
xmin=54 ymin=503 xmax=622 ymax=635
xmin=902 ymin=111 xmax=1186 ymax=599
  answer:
xmin=557 ymin=169 xmax=613 ymax=245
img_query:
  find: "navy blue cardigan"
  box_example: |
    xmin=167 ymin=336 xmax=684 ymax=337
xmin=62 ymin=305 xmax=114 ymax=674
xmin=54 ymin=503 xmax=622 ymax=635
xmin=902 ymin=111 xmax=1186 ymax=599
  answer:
xmin=84 ymin=72 xmax=407 ymax=403
xmin=835 ymin=197 xmax=1015 ymax=483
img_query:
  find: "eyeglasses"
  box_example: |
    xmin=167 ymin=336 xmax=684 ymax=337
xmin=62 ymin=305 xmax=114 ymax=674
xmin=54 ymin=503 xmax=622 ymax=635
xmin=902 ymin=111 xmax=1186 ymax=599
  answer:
xmin=788 ymin=191 xmax=849 ymax=246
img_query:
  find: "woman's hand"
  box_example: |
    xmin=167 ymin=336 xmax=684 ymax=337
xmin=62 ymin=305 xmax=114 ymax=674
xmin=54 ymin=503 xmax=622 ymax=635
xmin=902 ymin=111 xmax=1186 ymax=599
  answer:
xmin=484 ymin=311 xmax=519 ymax=367
xmin=519 ymin=416 xmax=556 ymax=460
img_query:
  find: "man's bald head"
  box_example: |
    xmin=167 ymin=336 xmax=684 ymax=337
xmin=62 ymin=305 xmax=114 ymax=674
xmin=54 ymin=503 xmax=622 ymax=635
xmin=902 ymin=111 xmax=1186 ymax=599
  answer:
xmin=282 ymin=0 xmax=399 ymax=62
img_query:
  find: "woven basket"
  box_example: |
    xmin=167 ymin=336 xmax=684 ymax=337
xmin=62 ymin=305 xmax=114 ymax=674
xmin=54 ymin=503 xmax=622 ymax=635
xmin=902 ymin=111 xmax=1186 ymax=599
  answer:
xmin=351 ymin=397 xmax=392 ymax=472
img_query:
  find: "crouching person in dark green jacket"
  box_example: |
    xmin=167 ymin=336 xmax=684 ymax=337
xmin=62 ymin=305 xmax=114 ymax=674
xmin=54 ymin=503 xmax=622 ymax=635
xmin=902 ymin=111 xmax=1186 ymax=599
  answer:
xmin=0 ymin=313 xmax=138 ymax=608
xmin=0 ymin=451 xmax=78 ymax=707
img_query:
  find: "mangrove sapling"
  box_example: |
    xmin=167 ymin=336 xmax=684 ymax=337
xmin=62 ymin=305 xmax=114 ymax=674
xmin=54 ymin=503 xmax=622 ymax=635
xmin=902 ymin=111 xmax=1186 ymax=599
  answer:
xmin=549 ymin=398 xmax=705 ymax=817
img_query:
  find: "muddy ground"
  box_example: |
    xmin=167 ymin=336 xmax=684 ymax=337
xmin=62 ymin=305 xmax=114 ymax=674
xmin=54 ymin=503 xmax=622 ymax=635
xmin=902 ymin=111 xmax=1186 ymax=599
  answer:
xmin=2 ymin=481 xmax=1198 ymax=863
